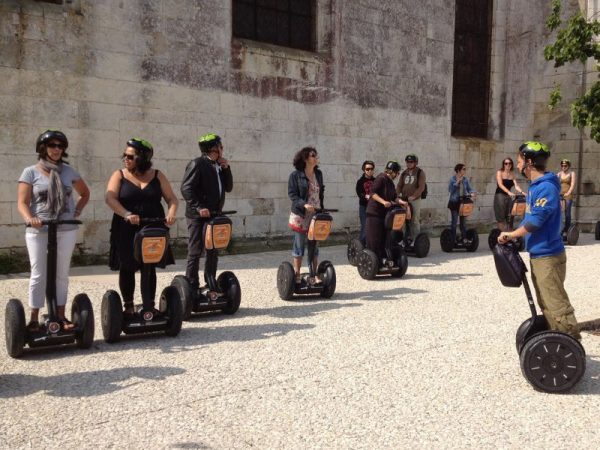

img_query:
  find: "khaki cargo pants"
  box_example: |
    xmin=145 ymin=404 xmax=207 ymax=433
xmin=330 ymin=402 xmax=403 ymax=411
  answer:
xmin=530 ymin=251 xmax=581 ymax=340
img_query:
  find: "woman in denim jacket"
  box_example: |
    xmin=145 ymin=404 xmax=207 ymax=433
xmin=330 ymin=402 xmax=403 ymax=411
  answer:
xmin=447 ymin=164 xmax=476 ymax=241
xmin=287 ymin=146 xmax=324 ymax=283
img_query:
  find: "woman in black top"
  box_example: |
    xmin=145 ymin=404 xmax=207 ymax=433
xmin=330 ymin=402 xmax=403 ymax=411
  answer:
xmin=493 ymin=157 xmax=524 ymax=231
xmin=105 ymin=138 xmax=178 ymax=314
xmin=355 ymin=160 xmax=375 ymax=244
xmin=365 ymin=161 xmax=410 ymax=260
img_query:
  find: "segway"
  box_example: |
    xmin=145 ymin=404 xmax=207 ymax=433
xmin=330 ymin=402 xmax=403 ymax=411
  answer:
xmin=560 ymin=196 xmax=579 ymax=245
xmin=171 ymin=211 xmax=241 ymax=319
xmin=277 ymin=209 xmax=337 ymax=300
xmin=488 ymin=194 xmax=526 ymax=251
xmin=356 ymin=205 xmax=409 ymax=280
xmin=492 ymin=242 xmax=585 ymax=392
xmin=5 ymin=220 xmax=94 ymax=358
xmin=397 ymin=231 xmax=430 ymax=258
xmin=440 ymin=194 xmax=479 ymax=252
xmin=101 ymin=218 xmax=182 ymax=343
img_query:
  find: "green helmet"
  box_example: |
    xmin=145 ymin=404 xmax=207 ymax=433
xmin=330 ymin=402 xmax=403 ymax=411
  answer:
xmin=198 ymin=133 xmax=222 ymax=152
xmin=127 ymin=138 xmax=154 ymax=159
xmin=518 ymin=141 xmax=550 ymax=160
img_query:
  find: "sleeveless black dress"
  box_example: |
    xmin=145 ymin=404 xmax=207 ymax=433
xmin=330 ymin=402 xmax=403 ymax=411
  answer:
xmin=109 ymin=170 xmax=174 ymax=271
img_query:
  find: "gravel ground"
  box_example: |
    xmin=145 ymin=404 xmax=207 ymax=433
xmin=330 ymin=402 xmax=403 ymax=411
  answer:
xmin=1 ymin=234 xmax=600 ymax=449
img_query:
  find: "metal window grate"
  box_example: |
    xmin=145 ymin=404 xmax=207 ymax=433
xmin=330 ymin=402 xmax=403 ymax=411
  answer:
xmin=451 ymin=0 xmax=493 ymax=139
xmin=233 ymin=0 xmax=315 ymax=51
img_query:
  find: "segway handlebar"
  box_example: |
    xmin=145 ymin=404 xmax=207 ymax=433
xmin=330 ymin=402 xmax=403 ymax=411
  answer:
xmin=316 ymin=208 xmax=338 ymax=213
xmin=210 ymin=210 xmax=237 ymax=216
xmin=139 ymin=217 xmax=167 ymax=225
xmin=26 ymin=219 xmax=82 ymax=227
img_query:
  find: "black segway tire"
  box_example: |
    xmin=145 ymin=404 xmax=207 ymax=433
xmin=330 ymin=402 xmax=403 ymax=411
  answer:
xmin=218 ymin=271 xmax=241 ymax=314
xmin=347 ymin=239 xmax=363 ymax=267
xmin=519 ymin=331 xmax=585 ymax=393
xmin=317 ymin=261 xmax=336 ymax=298
xmin=595 ymin=221 xmax=600 ymax=240
xmin=72 ymin=293 xmax=95 ymax=349
xmin=357 ymin=249 xmax=379 ymax=280
xmin=566 ymin=224 xmax=579 ymax=246
xmin=413 ymin=233 xmax=430 ymax=258
xmin=465 ymin=229 xmax=479 ymax=252
xmin=5 ymin=298 xmax=25 ymax=358
xmin=160 ymin=286 xmax=183 ymax=336
xmin=488 ymin=228 xmax=501 ymax=250
xmin=391 ymin=250 xmax=408 ymax=278
xmin=440 ymin=229 xmax=454 ymax=253
xmin=277 ymin=262 xmax=296 ymax=300
xmin=171 ymin=275 xmax=194 ymax=320
xmin=101 ymin=290 xmax=123 ymax=343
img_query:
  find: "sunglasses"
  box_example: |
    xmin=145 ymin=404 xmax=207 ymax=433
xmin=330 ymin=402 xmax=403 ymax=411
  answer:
xmin=503 ymin=162 xmax=512 ymax=165
xmin=122 ymin=153 xmax=135 ymax=160
xmin=309 ymin=153 xmax=319 ymax=158
xmin=46 ymin=143 xmax=66 ymax=150
xmin=561 ymin=164 xmax=569 ymax=167
xmin=365 ymin=167 xmax=374 ymax=171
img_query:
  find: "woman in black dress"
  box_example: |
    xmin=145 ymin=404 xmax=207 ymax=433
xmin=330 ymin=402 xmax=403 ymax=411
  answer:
xmin=365 ymin=161 xmax=410 ymax=260
xmin=105 ymin=138 xmax=178 ymax=314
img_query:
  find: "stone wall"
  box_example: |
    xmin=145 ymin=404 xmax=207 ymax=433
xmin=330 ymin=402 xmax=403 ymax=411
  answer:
xmin=1 ymin=0 xmax=599 ymax=260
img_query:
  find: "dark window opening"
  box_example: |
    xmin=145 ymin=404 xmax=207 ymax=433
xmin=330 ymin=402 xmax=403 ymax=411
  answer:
xmin=451 ymin=0 xmax=493 ymax=139
xmin=233 ymin=0 xmax=315 ymax=51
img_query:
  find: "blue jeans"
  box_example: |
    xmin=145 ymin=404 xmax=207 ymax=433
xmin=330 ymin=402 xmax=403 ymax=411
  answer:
xmin=450 ymin=209 xmax=466 ymax=239
xmin=563 ymin=199 xmax=573 ymax=231
xmin=292 ymin=231 xmax=319 ymax=258
xmin=359 ymin=204 xmax=367 ymax=244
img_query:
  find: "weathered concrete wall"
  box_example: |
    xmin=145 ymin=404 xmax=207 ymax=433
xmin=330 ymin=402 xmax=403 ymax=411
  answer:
xmin=1 ymin=0 xmax=598 ymax=260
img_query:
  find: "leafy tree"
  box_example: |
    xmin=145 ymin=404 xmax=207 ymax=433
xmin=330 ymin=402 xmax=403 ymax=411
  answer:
xmin=544 ymin=0 xmax=600 ymax=142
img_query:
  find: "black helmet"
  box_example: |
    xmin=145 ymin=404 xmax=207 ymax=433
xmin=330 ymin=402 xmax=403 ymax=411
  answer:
xmin=127 ymin=138 xmax=154 ymax=159
xmin=385 ymin=160 xmax=401 ymax=173
xmin=36 ymin=130 xmax=68 ymax=154
xmin=198 ymin=133 xmax=222 ymax=153
xmin=519 ymin=141 xmax=550 ymax=161
xmin=405 ymin=154 xmax=418 ymax=163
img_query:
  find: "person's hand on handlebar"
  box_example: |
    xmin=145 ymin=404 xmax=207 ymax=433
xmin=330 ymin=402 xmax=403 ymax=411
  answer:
xmin=27 ymin=216 xmax=43 ymax=228
xmin=125 ymin=214 xmax=141 ymax=225
xmin=304 ymin=204 xmax=316 ymax=214
xmin=198 ymin=208 xmax=210 ymax=218
xmin=498 ymin=231 xmax=512 ymax=244
xmin=165 ymin=214 xmax=176 ymax=226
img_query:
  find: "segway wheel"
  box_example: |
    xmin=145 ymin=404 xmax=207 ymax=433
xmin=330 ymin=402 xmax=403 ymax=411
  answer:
xmin=595 ymin=221 xmax=600 ymax=240
xmin=357 ymin=249 xmax=379 ymax=280
xmin=413 ymin=233 xmax=430 ymax=258
xmin=160 ymin=286 xmax=183 ymax=336
xmin=277 ymin=262 xmax=296 ymax=300
xmin=465 ymin=229 xmax=479 ymax=252
xmin=391 ymin=250 xmax=408 ymax=278
xmin=519 ymin=332 xmax=586 ymax=393
xmin=347 ymin=239 xmax=363 ymax=267
xmin=101 ymin=290 xmax=123 ymax=343
xmin=440 ymin=229 xmax=454 ymax=253
xmin=317 ymin=261 xmax=336 ymax=299
xmin=5 ymin=298 xmax=25 ymax=358
xmin=72 ymin=293 xmax=95 ymax=349
xmin=488 ymin=228 xmax=501 ymax=250
xmin=218 ymin=271 xmax=241 ymax=314
xmin=171 ymin=275 xmax=194 ymax=320
xmin=566 ymin=224 xmax=579 ymax=246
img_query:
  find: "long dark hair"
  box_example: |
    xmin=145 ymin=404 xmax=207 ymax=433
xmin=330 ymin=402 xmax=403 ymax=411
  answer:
xmin=500 ymin=157 xmax=514 ymax=171
xmin=293 ymin=146 xmax=317 ymax=171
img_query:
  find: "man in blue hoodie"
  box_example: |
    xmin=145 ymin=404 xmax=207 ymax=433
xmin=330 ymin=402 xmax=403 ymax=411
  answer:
xmin=498 ymin=141 xmax=580 ymax=339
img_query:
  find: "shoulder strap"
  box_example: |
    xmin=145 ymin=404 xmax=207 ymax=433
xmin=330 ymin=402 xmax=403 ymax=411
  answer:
xmin=154 ymin=169 xmax=160 ymax=179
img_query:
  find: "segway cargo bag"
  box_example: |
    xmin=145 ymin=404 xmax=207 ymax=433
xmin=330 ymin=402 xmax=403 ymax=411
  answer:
xmin=134 ymin=226 xmax=169 ymax=264
xmin=384 ymin=207 xmax=407 ymax=231
xmin=492 ymin=243 xmax=526 ymax=288
xmin=204 ymin=216 xmax=233 ymax=250
xmin=307 ymin=212 xmax=333 ymax=241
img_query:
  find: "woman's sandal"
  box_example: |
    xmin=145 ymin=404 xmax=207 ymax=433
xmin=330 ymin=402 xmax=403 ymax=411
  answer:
xmin=26 ymin=320 xmax=40 ymax=332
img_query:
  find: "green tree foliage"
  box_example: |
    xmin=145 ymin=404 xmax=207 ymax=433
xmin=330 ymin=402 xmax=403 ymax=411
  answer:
xmin=544 ymin=0 xmax=600 ymax=142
